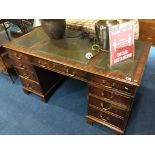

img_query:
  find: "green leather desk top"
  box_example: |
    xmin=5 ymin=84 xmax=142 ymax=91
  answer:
xmin=15 ymin=28 xmax=97 ymax=65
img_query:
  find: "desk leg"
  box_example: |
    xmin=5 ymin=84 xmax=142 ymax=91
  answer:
xmin=114 ymin=131 xmax=124 ymax=135
xmin=41 ymin=97 xmax=48 ymax=103
xmin=23 ymin=88 xmax=30 ymax=95
xmin=86 ymin=116 xmax=94 ymax=125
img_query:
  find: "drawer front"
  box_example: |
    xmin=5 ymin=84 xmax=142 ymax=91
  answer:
xmin=8 ymin=50 xmax=30 ymax=62
xmin=31 ymin=57 xmax=87 ymax=80
xmin=89 ymin=74 xmax=134 ymax=94
xmin=88 ymin=106 xmax=124 ymax=129
xmin=12 ymin=60 xmax=35 ymax=73
xmin=56 ymin=65 xmax=87 ymax=80
xmin=20 ymin=77 xmax=42 ymax=93
xmin=89 ymin=95 xmax=127 ymax=118
xmin=89 ymin=86 xmax=133 ymax=105
xmin=16 ymin=68 xmax=39 ymax=83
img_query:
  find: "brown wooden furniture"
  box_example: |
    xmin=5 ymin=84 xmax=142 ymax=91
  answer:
xmin=139 ymin=19 xmax=155 ymax=46
xmin=3 ymin=27 xmax=151 ymax=134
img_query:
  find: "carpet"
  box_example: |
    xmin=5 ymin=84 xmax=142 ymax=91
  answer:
xmin=0 ymin=47 xmax=155 ymax=135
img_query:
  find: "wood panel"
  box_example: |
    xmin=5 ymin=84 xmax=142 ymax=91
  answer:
xmin=139 ymin=19 xmax=155 ymax=45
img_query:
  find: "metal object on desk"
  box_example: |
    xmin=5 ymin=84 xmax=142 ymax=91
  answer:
xmin=95 ymin=20 xmax=118 ymax=50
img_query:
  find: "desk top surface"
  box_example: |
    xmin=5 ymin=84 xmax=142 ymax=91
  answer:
xmin=4 ymin=27 xmax=151 ymax=85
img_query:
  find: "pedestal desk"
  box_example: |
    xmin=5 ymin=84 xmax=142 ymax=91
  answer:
xmin=3 ymin=27 xmax=151 ymax=134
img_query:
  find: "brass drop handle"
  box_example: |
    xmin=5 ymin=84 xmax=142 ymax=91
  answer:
xmin=105 ymin=85 xmax=112 ymax=89
xmin=19 ymin=63 xmax=24 ymax=68
xmin=66 ymin=68 xmax=69 ymax=73
xmin=38 ymin=60 xmax=41 ymax=64
xmin=124 ymin=86 xmax=129 ymax=90
xmin=102 ymin=80 xmax=106 ymax=84
xmin=101 ymin=92 xmax=104 ymax=97
xmin=99 ymin=113 xmax=104 ymax=118
xmin=15 ymin=53 xmax=22 ymax=60
xmin=99 ymin=114 xmax=108 ymax=122
xmin=100 ymin=103 xmax=112 ymax=111
xmin=66 ymin=68 xmax=76 ymax=77
xmin=53 ymin=63 xmax=57 ymax=68
xmin=27 ymin=84 xmax=34 ymax=89
xmin=110 ymin=95 xmax=113 ymax=99
xmin=23 ymin=73 xmax=30 ymax=79
xmin=67 ymin=71 xmax=76 ymax=77
xmin=100 ymin=103 xmax=104 ymax=107
xmin=111 ymin=83 xmax=116 ymax=87
xmin=104 ymin=105 xmax=112 ymax=111
xmin=38 ymin=60 xmax=46 ymax=68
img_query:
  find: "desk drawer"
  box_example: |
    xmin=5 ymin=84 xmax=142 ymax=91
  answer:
xmin=56 ymin=65 xmax=86 ymax=80
xmin=20 ymin=77 xmax=42 ymax=93
xmin=12 ymin=60 xmax=35 ymax=73
xmin=16 ymin=68 xmax=39 ymax=83
xmin=8 ymin=50 xmax=30 ymax=62
xmin=89 ymin=95 xmax=127 ymax=119
xmin=89 ymin=74 xmax=134 ymax=94
xmin=31 ymin=57 xmax=87 ymax=81
xmin=88 ymin=106 xmax=124 ymax=129
xmin=89 ymin=86 xmax=133 ymax=106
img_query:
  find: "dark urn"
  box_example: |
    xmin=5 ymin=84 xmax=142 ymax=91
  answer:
xmin=41 ymin=19 xmax=66 ymax=39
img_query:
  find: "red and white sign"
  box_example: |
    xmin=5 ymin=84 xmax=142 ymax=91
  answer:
xmin=109 ymin=21 xmax=134 ymax=66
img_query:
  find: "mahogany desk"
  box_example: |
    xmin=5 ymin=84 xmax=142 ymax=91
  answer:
xmin=3 ymin=27 xmax=151 ymax=134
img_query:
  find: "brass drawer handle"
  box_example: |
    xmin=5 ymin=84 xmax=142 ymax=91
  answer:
xmin=102 ymin=79 xmax=106 ymax=84
xmin=67 ymin=71 xmax=76 ymax=77
xmin=52 ymin=63 xmax=58 ymax=68
xmin=99 ymin=114 xmax=110 ymax=122
xmin=38 ymin=60 xmax=47 ymax=68
xmin=19 ymin=63 xmax=24 ymax=69
xmin=124 ymin=86 xmax=129 ymax=90
xmin=100 ymin=103 xmax=112 ymax=111
xmin=110 ymin=95 xmax=113 ymax=99
xmin=105 ymin=85 xmax=112 ymax=89
xmin=100 ymin=103 xmax=104 ymax=107
xmin=111 ymin=83 xmax=116 ymax=87
xmin=27 ymin=84 xmax=34 ymax=89
xmin=66 ymin=68 xmax=76 ymax=77
xmin=99 ymin=114 xmax=106 ymax=121
xmin=101 ymin=92 xmax=104 ymax=97
xmin=104 ymin=105 xmax=112 ymax=111
xmin=15 ymin=53 xmax=22 ymax=60
xmin=38 ymin=60 xmax=41 ymax=64
xmin=23 ymin=73 xmax=30 ymax=79
xmin=66 ymin=68 xmax=69 ymax=73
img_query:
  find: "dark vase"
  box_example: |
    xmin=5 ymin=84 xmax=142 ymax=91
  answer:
xmin=41 ymin=19 xmax=66 ymax=39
